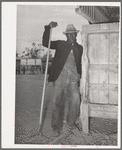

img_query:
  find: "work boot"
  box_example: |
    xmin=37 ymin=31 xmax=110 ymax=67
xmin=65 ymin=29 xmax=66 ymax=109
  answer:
xmin=75 ymin=117 xmax=83 ymax=131
xmin=62 ymin=122 xmax=73 ymax=133
xmin=46 ymin=130 xmax=61 ymax=138
xmin=51 ymin=130 xmax=61 ymax=137
xmin=75 ymin=122 xmax=82 ymax=131
xmin=67 ymin=123 xmax=82 ymax=142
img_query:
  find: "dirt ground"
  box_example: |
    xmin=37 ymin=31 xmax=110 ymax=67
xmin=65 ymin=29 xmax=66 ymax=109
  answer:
xmin=15 ymin=71 xmax=118 ymax=146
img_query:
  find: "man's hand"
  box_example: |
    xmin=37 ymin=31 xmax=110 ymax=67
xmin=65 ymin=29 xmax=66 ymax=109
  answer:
xmin=49 ymin=21 xmax=58 ymax=28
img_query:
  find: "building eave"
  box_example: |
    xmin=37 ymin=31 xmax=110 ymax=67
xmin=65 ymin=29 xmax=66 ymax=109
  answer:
xmin=75 ymin=6 xmax=120 ymax=24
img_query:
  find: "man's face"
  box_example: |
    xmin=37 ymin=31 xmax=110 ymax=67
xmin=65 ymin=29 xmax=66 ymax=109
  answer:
xmin=66 ymin=32 xmax=77 ymax=43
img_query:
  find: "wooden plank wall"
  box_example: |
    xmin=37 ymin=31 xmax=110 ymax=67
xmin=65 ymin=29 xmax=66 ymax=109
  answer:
xmin=80 ymin=23 xmax=119 ymax=133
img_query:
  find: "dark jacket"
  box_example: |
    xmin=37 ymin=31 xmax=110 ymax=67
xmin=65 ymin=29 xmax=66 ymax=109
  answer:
xmin=42 ymin=25 xmax=83 ymax=82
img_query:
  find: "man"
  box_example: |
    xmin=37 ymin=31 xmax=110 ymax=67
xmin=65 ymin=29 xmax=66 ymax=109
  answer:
xmin=42 ymin=21 xmax=83 ymax=137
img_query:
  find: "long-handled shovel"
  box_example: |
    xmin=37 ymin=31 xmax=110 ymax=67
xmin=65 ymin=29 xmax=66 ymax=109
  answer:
xmin=39 ymin=27 xmax=52 ymax=134
xmin=28 ymin=27 xmax=52 ymax=138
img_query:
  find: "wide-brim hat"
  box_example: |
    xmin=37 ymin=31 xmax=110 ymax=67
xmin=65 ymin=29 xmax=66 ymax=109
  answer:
xmin=63 ymin=24 xmax=79 ymax=35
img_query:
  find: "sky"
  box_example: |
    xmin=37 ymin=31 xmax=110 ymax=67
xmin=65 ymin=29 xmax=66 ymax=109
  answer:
xmin=17 ymin=5 xmax=89 ymax=56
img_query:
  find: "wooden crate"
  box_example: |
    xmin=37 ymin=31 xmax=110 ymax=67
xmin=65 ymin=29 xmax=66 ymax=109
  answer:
xmin=80 ymin=23 xmax=119 ymax=133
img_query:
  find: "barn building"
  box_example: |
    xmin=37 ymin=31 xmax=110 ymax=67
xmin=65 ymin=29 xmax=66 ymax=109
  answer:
xmin=75 ymin=6 xmax=120 ymax=133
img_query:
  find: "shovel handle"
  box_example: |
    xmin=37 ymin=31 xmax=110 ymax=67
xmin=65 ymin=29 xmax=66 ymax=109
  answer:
xmin=39 ymin=28 xmax=52 ymax=129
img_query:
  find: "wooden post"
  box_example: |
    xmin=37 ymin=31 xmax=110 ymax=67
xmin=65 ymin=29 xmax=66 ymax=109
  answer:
xmin=80 ymin=33 xmax=89 ymax=133
xmin=20 ymin=59 xmax=21 ymax=74
xmin=26 ymin=58 xmax=28 ymax=70
xmin=35 ymin=58 xmax=36 ymax=74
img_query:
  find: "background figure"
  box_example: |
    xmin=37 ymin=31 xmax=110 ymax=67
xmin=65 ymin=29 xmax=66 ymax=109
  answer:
xmin=23 ymin=66 xmax=25 ymax=74
xmin=16 ymin=62 xmax=20 ymax=75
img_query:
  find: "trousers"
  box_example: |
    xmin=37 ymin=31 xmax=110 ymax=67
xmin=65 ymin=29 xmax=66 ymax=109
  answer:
xmin=51 ymin=65 xmax=81 ymax=132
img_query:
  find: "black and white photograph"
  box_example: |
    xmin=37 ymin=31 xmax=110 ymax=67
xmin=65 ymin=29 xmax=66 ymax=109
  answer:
xmin=2 ymin=2 xmax=121 ymax=149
